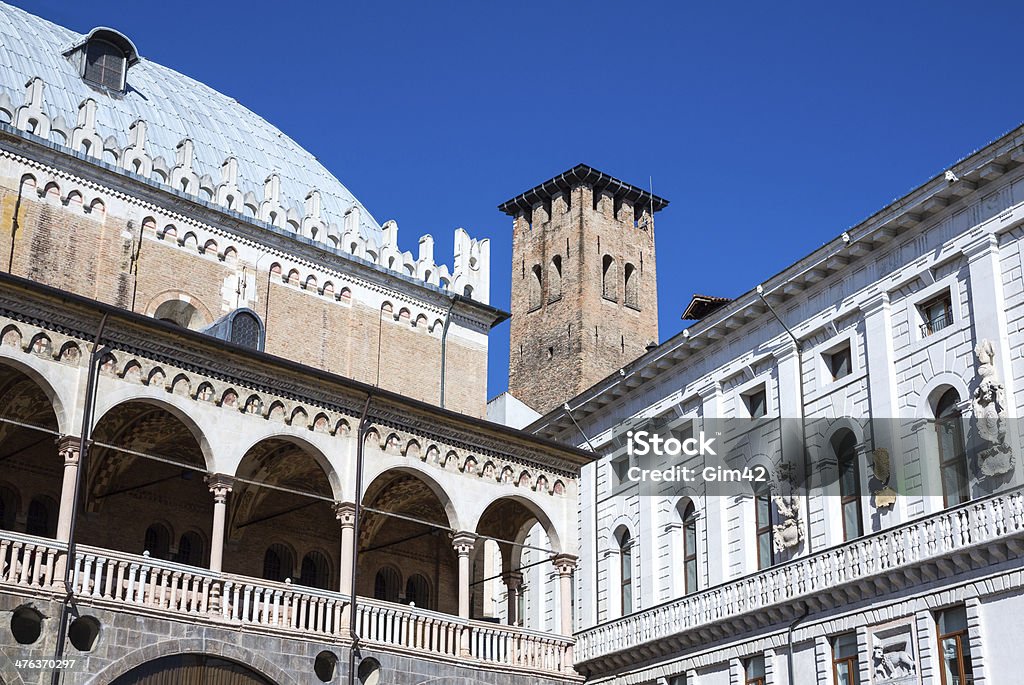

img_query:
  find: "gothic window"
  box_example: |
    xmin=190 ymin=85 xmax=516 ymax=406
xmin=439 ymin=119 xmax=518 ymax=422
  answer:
xmin=84 ymin=39 xmax=126 ymax=91
xmin=617 ymin=529 xmax=633 ymax=615
xmin=528 ymin=265 xmax=542 ymax=310
xmin=935 ymin=388 xmax=969 ymax=507
xmin=300 ymin=551 xmax=330 ymax=590
xmin=832 ymin=633 xmax=859 ymax=685
xmin=26 ymin=497 xmax=54 ymax=538
xmin=144 ymin=523 xmax=171 ymax=561
xmin=374 ymin=567 xmax=401 ymax=603
xmin=624 ymin=263 xmax=639 ymax=309
xmin=833 ymin=430 xmax=863 ymax=540
xmin=230 ymin=311 xmax=262 ymax=350
xmin=754 ymin=485 xmax=774 ymax=570
xmin=405 ymin=574 xmax=430 ymax=609
xmin=176 ymin=532 xmax=204 ymax=567
xmin=937 ymin=606 xmax=974 ymax=685
xmin=745 ymin=655 xmax=766 ymax=685
xmin=549 ymin=256 xmax=562 ymax=302
xmin=602 ymin=255 xmax=618 ymax=301
xmin=263 ymin=543 xmax=293 ymax=582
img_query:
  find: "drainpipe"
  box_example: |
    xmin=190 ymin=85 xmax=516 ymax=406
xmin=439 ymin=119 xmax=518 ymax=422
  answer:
xmin=347 ymin=395 xmax=373 ymax=685
xmin=786 ymin=603 xmax=810 ymax=685
xmin=51 ymin=312 xmax=108 ymax=685
xmin=438 ymin=297 xmax=456 ymax=408
xmin=757 ymin=285 xmax=812 ymax=556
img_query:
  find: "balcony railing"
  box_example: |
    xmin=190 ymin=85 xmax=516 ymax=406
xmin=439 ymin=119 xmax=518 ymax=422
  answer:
xmin=576 ymin=487 xmax=1024 ymax=663
xmin=0 ymin=532 xmax=574 ymax=676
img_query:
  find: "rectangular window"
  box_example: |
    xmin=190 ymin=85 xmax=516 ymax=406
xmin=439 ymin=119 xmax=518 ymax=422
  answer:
xmin=744 ymin=387 xmax=768 ymax=419
xmin=825 ymin=343 xmax=853 ymax=381
xmin=937 ymin=606 xmax=974 ymax=685
xmin=919 ymin=291 xmax=953 ymax=337
xmin=832 ymin=633 xmax=859 ymax=685
xmin=755 ymin=491 xmax=774 ymax=569
xmin=619 ymin=535 xmax=633 ymax=615
xmin=745 ymin=655 xmax=766 ymax=685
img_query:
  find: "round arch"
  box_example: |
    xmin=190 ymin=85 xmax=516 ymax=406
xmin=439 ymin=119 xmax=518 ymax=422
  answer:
xmin=0 ymin=352 xmax=71 ymax=434
xmin=916 ymin=372 xmax=971 ymax=419
xmin=232 ymin=432 xmax=342 ymax=501
xmin=144 ymin=290 xmax=214 ymax=330
xmin=360 ymin=464 xmax=460 ymax=530
xmin=472 ymin=493 xmax=563 ymax=554
xmin=90 ymin=390 xmax=215 ymax=471
xmin=87 ymin=638 xmax=297 ymax=685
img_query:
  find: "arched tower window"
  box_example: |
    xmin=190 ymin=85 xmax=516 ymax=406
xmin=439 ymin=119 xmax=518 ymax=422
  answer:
xmin=300 ymin=551 xmax=330 ymax=590
xmin=624 ymin=263 xmax=639 ymax=309
xmin=602 ymin=255 xmax=618 ymax=301
xmin=405 ymin=574 xmax=430 ymax=609
xmin=935 ymin=388 xmax=969 ymax=507
xmin=680 ymin=500 xmax=698 ymax=595
xmin=374 ymin=567 xmax=401 ymax=603
xmin=528 ymin=264 xmax=543 ymax=310
xmin=144 ymin=523 xmax=171 ymax=561
xmin=549 ymin=256 xmax=562 ymax=301
xmin=833 ymin=430 xmax=862 ymax=540
xmin=617 ymin=529 xmax=632 ymax=615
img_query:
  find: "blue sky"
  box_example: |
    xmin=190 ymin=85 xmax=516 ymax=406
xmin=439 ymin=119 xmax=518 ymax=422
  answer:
xmin=17 ymin=0 xmax=1024 ymax=398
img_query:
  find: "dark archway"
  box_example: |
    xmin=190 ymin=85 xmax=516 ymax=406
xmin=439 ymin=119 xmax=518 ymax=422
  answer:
xmin=229 ymin=439 xmax=339 ymax=588
xmin=359 ymin=469 xmax=457 ymax=613
xmin=0 ymin=362 xmax=62 ymax=539
xmin=84 ymin=401 xmax=212 ymax=564
xmin=111 ymin=654 xmax=275 ymax=685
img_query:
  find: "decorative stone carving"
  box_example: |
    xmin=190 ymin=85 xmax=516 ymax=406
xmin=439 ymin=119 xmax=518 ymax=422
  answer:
xmin=872 ymin=641 xmax=917 ymax=682
xmin=973 ymin=339 xmax=1014 ymax=477
xmin=772 ymin=495 xmax=802 ymax=552
xmin=871 ymin=448 xmax=897 ymax=509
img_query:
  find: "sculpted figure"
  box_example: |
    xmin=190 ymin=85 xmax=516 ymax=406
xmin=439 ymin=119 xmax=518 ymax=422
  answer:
xmin=872 ymin=644 xmax=916 ymax=680
xmin=772 ymin=495 xmax=802 ymax=552
xmin=973 ymin=340 xmax=1014 ymax=477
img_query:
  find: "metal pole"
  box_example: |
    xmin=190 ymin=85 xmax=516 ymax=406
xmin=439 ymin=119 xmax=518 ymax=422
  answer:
xmin=51 ymin=312 xmax=107 ymax=685
xmin=347 ymin=395 xmax=372 ymax=685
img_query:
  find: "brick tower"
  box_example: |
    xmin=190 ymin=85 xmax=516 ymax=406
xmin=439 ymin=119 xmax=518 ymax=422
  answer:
xmin=499 ymin=164 xmax=667 ymax=415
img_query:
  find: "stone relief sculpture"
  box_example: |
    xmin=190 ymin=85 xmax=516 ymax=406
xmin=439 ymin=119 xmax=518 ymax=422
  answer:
xmin=870 ymin=448 xmax=897 ymax=509
xmin=772 ymin=495 xmax=803 ymax=552
xmin=872 ymin=641 xmax=917 ymax=682
xmin=973 ymin=339 xmax=1014 ymax=477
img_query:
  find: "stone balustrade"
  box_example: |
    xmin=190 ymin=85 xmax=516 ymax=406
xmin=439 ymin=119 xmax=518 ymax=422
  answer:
xmin=576 ymin=487 xmax=1024 ymax=663
xmin=0 ymin=532 xmax=575 ymax=676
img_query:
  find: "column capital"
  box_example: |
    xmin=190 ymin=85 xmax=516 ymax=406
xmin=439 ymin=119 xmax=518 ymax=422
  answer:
xmin=334 ymin=501 xmax=357 ymax=527
xmin=451 ymin=531 xmax=476 ymax=556
xmin=205 ymin=473 xmax=233 ymax=502
xmin=57 ymin=436 xmax=81 ymax=465
xmin=552 ymin=553 xmax=578 ymax=575
xmin=502 ymin=571 xmax=524 ymax=590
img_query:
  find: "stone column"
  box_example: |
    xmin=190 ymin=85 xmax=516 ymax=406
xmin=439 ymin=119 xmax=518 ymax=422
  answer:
xmin=334 ymin=502 xmax=356 ymax=594
xmin=55 ymin=436 xmax=81 ymax=542
xmin=206 ymin=474 xmax=233 ymax=572
xmin=552 ymin=554 xmax=577 ymax=635
xmin=502 ymin=571 xmax=523 ymax=626
xmin=452 ymin=532 xmax=476 ymax=618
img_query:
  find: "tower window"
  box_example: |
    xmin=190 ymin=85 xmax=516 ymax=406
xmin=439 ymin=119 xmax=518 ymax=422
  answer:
xmin=529 ymin=265 xmax=543 ymax=311
xmin=84 ymin=39 xmax=126 ymax=90
xmin=549 ymin=256 xmax=562 ymax=302
xmin=602 ymin=255 xmax=618 ymax=301
xmin=624 ymin=263 xmax=639 ymax=309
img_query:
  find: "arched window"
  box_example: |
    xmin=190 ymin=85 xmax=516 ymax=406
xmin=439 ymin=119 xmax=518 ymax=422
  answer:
xmin=84 ymin=39 xmax=126 ymax=91
xmin=617 ymin=529 xmax=633 ymax=615
xmin=624 ymin=263 xmax=639 ymax=308
xmin=176 ymin=531 xmax=204 ymax=567
xmin=26 ymin=497 xmax=54 ymax=538
xmin=833 ymin=430 xmax=862 ymax=540
xmin=144 ymin=523 xmax=171 ymax=561
xmin=405 ymin=574 xmax=430 ymax=609
xmin=754 ymin=485 xmax=773 ymax=570
xmin=374 ymin=567 xmax=401 ymax=603
xmin=936 ymin=388 xmax=969 ymax=507
xmin=300 ymin=551 xmax=330 ymax=590
xmin=549 ymin=256 xmax=562 ymax=302
xmin=0 ymin=486 xmax=19 ymax=530
xmin=263 ymin=543 xmax=294 ymax=582
xmin=602 ymin=255 xmax=618 ymax=300
xmin=528 ymin=264 xmax=542 ymax=310
xmin=680 ymin=501 xmax=698 ymax=595
xmin=230 ymin=311 xmax=262 ymax=350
